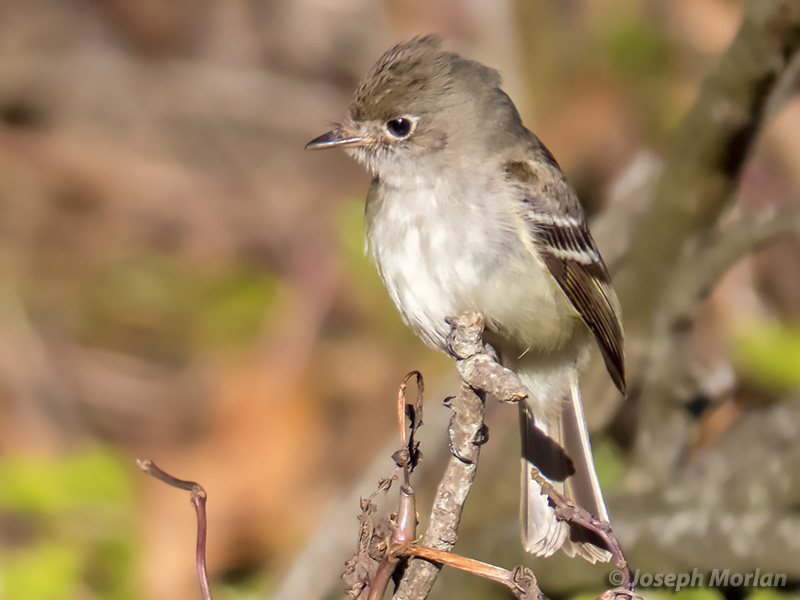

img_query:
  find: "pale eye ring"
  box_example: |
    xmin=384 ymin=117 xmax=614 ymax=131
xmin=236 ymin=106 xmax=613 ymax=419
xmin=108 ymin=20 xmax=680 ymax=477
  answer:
xmin=385 ymin=117 xmax=415 ymax=139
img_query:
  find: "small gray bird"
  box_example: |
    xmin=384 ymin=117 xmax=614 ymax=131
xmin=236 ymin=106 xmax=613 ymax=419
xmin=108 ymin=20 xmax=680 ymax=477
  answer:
xmin=307 ymin=35 xmax=624 ymax=562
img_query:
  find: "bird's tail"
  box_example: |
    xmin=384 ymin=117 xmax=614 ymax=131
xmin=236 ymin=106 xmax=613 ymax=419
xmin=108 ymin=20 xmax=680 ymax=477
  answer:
xmin=518 ymin=367 xmax=611 ymax=563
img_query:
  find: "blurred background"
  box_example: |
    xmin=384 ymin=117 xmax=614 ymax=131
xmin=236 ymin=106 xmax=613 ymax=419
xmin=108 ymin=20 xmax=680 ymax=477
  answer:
xmin=1 ymin=0 xmax=799 ymax=599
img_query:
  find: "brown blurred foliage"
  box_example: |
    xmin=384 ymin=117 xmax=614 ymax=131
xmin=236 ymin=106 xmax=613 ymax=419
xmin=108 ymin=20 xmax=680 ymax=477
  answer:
xmin=0 ymin=1 xmax=799 ymax=599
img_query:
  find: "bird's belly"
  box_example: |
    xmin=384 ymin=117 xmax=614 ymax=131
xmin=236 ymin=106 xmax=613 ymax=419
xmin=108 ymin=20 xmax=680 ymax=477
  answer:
xmin=367 ymin=190 xmax=582 ymax=355
xmin=369 ymin=222 xmax=474 ymax=350
xmin=476 ymin=254 xmax=584 ymax=355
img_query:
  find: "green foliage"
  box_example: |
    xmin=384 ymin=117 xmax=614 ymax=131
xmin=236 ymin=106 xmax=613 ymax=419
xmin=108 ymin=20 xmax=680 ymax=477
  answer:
xmin=735 ymin=320 xmax=800 ymax=389
xmin=3 ymin=543 xmax=82 ymax=600
xmin=596 ymin=13 xmax=678 ymax=139
xmin=0 ymin=447 xmax=130 ymax=513
xmin=215 ymin=573 xmax=274 ymax=600
xmin=602 ymin=19 xmax=670 ymax=78
xmin=570 ymin=592 xmax=602 ymax=600
xmin=579 ymin=585 xmax=724 ymax=600
xmin=335 ymin=197 xmax=379 ymax=292
xmin=748 ymin=588 xmax=797 ymax=600
xmin=590 ymin=438 xmax=626 ymax=491
xmin=335 ymin=197 xmax=411 ymax=339
xmin=77 ymin=253 xmax=277 ymax=361
xmin=0 ymin=447 xmax=135 ymax=600
xmin=671 ymin=586 xmax=726 ymax=600
xmin=194 ymin=265 xmax=278 ymax=350
xmin=570 ymin=580 xmax=798 ymax=600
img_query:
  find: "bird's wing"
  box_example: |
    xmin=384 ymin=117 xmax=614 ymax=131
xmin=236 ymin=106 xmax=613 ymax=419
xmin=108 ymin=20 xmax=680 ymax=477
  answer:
xmin=504 ymin=157 xmax=626 ymax=394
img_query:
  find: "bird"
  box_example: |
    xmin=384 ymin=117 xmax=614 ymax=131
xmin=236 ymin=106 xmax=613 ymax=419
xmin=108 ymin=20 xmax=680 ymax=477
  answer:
xmin=307 ymin=34 xmax=625 ymax=562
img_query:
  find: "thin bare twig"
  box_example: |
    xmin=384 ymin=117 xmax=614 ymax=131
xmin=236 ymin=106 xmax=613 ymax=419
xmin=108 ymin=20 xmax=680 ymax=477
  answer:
xmin=363 ymin=484 xmax=419 ymax=600
xmin=668 ymin=203 xmax=800 ymax=328
xmin=344 ymin=370 xmax=425 ymax=600
xmin=137 ymin=459 xmax=212 ymax=600
xmin=342 ymin=475 xmax=395 ymax=599
xmin=408 ymin=546 xmax=542 ymax=600
xmin=637 ymin=203 xmax=800 ymax=424
xmin=392 ymin=380 xmax=486 ymax=600
xmin=531 ymin=468 xmax=632 ymax=591
xmin=395 ymin=371 xmax=424 ymax=484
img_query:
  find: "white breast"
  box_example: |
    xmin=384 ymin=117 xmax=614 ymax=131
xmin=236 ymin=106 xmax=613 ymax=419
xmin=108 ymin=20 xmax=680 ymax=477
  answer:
xmin=366 ymin=174 xmax=582 ymax=356
xmin=367 ymin=182 xmax=475 ymax=348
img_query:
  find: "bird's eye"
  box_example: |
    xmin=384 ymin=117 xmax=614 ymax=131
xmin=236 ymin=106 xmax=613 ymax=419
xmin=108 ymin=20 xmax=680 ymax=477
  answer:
xmin=386 ymin=117 xmax=414 ymax=138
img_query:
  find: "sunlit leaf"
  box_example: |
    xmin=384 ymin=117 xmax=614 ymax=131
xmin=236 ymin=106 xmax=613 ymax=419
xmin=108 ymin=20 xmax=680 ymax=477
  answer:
xmin=590 ymin=438 xmax=625 ymax=491
xmin=0 ymin=447 xmax=131 ymax=513
xmin=735 ymin=320 xmax=800 ymax=389
xmin=0 ymin=447 xmax=135 ymax=599
xmin=3 ymin=542 xmax=82 ymax=600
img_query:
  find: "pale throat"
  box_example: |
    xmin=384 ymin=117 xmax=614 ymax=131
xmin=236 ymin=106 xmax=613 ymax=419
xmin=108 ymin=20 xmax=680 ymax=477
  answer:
xmin=354 ymin=145 xmax=454 ymax=191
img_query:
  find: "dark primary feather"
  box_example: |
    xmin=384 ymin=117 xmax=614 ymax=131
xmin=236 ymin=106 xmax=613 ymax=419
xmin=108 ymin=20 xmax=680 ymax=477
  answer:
xmin=506 ymin=156 xmax=626 ymax=395
xmin=542 ymin=249 xmax=626 ymax=394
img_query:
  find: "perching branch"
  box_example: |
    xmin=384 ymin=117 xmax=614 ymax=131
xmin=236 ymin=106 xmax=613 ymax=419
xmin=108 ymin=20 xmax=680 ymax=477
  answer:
xmin=345 ymin=311 xmax=628 ymax=600
xmin=392 ymin=310 xmax=542 ymax=599
xmin=343 ymin=310 xmax=532 ymax=600
xmin=446 ymin=311 xmax=530 ymax=404
xmin=393 ymin=311 xmax=493 ymax=600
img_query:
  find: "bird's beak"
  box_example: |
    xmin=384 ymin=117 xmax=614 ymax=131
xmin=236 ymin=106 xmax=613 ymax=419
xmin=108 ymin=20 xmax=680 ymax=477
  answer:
xmin=305 ymin=126 xmax=367 ymax=150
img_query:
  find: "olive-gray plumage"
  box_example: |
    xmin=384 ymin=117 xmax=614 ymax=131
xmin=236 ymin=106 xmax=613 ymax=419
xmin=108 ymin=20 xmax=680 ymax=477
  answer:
xmin=308 ymin=34 xmax=625 ymax=562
